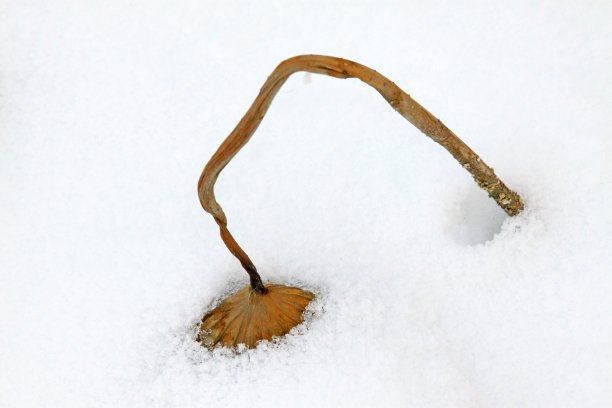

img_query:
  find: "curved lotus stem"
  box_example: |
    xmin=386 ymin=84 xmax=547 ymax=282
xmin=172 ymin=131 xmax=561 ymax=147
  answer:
xmin=199 ymin=55 xmax=523 ymax=293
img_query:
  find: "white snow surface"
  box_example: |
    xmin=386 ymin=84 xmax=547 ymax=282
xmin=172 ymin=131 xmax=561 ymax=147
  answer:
xmin=1 ymin=1 xmax=611 ymax=407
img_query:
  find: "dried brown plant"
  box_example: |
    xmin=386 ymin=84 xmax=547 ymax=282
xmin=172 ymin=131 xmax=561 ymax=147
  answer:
xmin=197 ymin=55 xmax=523 ymax=349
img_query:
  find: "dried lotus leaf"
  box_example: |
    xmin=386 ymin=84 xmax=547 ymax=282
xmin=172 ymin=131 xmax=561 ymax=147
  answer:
xmin=198 ymin=284 xmax=315 ymax=349
xmin=195 ymin=55 xmax=524 ymax=350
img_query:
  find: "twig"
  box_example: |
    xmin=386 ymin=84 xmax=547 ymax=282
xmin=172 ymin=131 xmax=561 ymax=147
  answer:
xmin=198 ymin=55 xmax=524 ymax=292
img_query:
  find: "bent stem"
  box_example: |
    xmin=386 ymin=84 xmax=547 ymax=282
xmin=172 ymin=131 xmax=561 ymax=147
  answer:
xmin=199 ymin=55 xmax=524 ymax=292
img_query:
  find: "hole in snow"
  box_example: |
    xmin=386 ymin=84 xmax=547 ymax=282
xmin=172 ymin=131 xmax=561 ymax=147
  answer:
xmin=447 ymin=187 xmax=506 ymax=246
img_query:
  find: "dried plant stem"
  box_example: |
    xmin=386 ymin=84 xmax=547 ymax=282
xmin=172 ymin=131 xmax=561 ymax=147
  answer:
xmin=199 ymin=55 xmax=523 ymax=292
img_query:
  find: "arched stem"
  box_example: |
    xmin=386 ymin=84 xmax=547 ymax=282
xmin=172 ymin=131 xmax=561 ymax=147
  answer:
xmin=198 ymin=55 xmax=523 ymax=291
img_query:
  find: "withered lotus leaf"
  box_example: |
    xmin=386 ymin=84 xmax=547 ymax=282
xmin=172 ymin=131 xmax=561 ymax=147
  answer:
xmin=196 ymin=55 xmax=524 ymax=350
xmin=197 ymin=284 xmax=315 ymax=349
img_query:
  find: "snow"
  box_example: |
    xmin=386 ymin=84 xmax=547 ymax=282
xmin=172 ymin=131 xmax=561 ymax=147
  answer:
xmin=1 ymin=1 xmax=611 ymax=407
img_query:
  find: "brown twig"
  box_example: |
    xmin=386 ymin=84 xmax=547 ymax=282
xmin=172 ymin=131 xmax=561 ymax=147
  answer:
xmin=198 ymin=55 xmax=523 ymax=292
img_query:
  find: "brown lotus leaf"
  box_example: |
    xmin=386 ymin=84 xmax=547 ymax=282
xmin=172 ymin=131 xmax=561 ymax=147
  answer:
xmin=197 ymin=284 xmax=315 ymax=349
xmin=195 ymin=55 xmax=524 ymax=350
